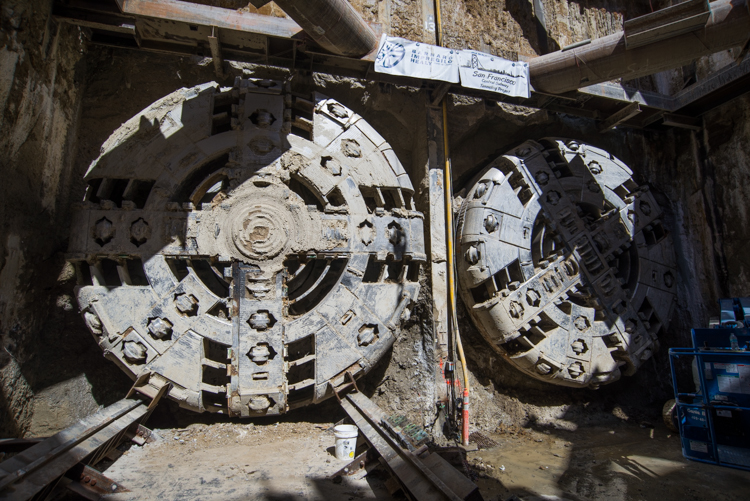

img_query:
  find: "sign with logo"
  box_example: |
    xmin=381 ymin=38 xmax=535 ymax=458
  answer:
xmin=457 ymin=50 xmax=530 ymax=98
xmin=374 ymin=35 xmax=459 ymax=83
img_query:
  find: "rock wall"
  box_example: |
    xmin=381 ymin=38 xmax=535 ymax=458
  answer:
xmin=700 ymin=93 xmax=750 ymax=294
xmin=0 ymin=0 xmax=88 ymax=437
xmin=1 ymin=0 xmax=749 ymax=439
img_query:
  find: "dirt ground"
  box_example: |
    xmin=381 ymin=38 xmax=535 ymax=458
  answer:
xmin=467 ymin=422 xmax=750 ymax=501
xmin=104 ymin=419 xmax=391 ymax=501
xmin=99 ymin=416 xmax=750 ymax=501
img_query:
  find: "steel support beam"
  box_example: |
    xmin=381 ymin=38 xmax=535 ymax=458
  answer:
xmin=599 ymin=102 xmax=641 ymax=132
xmin=624 ymin=0 xmax=710 ymax=49
xmin=672 ymin=54 xmax=750 ymax=113
xmin=208 ymin=26 xmax=224 ymax=78
xmin=272 ymin=0 xmax=378 ymax=57
xmin=529 ymin=0 xmax=750 ymax=94
xmin=662 ymin=113 xmax=703 ymax=130
xmin=426 ymin=106 xmax=449 ymax=363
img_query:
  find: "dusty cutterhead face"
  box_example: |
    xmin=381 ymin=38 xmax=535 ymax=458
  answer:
xmin=68 ymin=78 xmax=424 ymax=417
xmin=457 ymin=138 xmax=677 ymax=389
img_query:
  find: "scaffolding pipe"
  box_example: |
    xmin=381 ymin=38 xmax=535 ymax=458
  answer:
xmin=529 ymin=0 xmax=750 ymax=94
xmin=273 ymin=0 xmax=378 ymax=57
xmin=435 ymin=0 xmax=471 ymax=448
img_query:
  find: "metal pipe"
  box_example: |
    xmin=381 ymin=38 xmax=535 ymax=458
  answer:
xmin=529 ymin=0 xmax=750 ymax=94
xmin=273 ymin=0 xmax=378 ymax=57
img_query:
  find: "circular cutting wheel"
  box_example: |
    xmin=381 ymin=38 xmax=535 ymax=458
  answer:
xmin=68 ymin=78 xmax=425 ymax=416
xmin=457 ymin=138 xmax=677 ymax=388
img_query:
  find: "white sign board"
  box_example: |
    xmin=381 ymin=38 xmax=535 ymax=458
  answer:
xmin=457 ymin=50 xmax=530 ymax=98
xmin=374 ymin=35 xmax=459 ymax=83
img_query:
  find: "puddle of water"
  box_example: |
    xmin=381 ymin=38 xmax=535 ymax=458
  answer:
xmin=468 ymin=423 xmax=750 ymax=501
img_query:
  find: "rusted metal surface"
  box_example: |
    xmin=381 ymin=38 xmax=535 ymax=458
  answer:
xmin=273 ymin=0 xmax=378 ymax=57
xmin=457 ymin=139 xmax=677 ymax=389
xmin=52 ymin=1 xmax=750 ymax=127
xmin=68 ymin=78 xmax=424 ymax=417
xmin=339 ymin=391 xmax=481 ymax=501
xmin=529 ymin=0 xmax=750 ymax=94
xmin=0 ymin=439 xmax=45 ymax=454
xmin=331 ymin=449 xmax=376 ymax=477
xmin=129 ymin=424 xmax=156 ymax=446
xmin=624 ymin=0 xmax=710 ymax=49
xmin=65 ymin=464 xmax=130 ymax=499
xmin=0 ymin=399 xmax=147 ymax=500
xmin=118 ymin=0 xmax=303 ymax=39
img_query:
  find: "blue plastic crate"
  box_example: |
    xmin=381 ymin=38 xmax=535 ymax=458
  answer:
xmin=669 ymin=297 xmax=750 ymax=471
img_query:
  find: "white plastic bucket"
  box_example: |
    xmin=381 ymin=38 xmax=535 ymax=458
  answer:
xmin=334 ymin=424 xmax=358 ymax=460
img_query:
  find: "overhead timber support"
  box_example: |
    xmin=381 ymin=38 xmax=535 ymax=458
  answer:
xmin=529 ymin=0 xmax=750 ymax=94
xmin=273 ymin=0 xmax=379 ymax=57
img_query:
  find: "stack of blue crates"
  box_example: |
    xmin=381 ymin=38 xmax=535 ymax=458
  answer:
xmin=669 ymin=297 xmax=750 ymax=471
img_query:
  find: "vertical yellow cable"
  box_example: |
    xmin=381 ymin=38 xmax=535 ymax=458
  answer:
xmin=435 ymin=0 xmax=470 ymax=446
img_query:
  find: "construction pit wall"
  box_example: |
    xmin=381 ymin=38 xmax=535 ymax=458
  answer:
xmin=2 ymin=0 xmax=750 ymax=438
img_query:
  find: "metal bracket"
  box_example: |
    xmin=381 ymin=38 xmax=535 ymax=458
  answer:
xmin=65 ymin=464 xmax=130 ymax=498
xmin=430 ymin=82 xmax=452 ymax=106
xmin=330 ymin=370 xmax=359 ymax=403
xmin=129 ymin=424 xmax=156 ymax=446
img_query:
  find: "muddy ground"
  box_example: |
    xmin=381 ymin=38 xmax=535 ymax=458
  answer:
xmin=100 ymin=414 xmax=750 ymax=501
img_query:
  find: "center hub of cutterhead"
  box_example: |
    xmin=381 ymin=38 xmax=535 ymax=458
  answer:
xmin=229 ymin=194 xmax=295 ymax=261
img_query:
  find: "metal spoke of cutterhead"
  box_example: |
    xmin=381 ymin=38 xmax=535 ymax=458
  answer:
xmin=457 ymin=138 xmax=677 ymax=389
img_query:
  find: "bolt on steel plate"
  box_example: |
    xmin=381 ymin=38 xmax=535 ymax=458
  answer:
xmin=68 ymin=78 xmax=425 ymax=416
xmin=457 ymin=138 xmax=677 ymax=388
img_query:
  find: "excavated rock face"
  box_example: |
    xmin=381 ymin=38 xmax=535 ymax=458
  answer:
xmin=457 ymin=138 xmax=676 ymax=389
xmin=67 ymin=78 xmax=425 ymax=417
